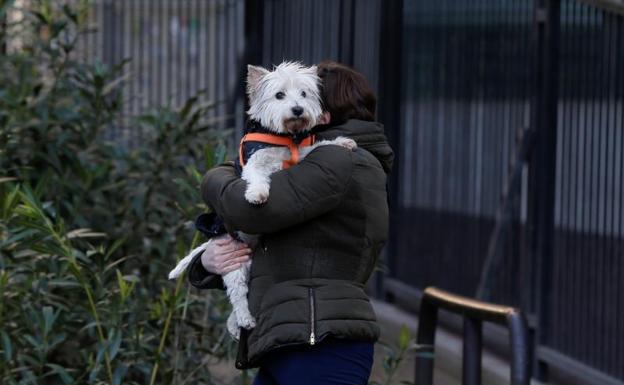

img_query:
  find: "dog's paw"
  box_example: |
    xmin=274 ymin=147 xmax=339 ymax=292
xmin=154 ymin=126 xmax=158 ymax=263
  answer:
xmin=236 ymin=311 xmax=257 ymax=330
xmin=245 ymin=184 xmax=270 ymax=204
xmin=334 ymin=137 xmax=357 ymax=151
xmin=227 ymin=312 xmax=241 ymax=340
xmin=227 ymin=324 xmax=241 ymax=340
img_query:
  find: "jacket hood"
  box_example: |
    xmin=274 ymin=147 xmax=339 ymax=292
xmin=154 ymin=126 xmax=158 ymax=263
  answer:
xmin=314 ymin=119 xmax=394 ymax=174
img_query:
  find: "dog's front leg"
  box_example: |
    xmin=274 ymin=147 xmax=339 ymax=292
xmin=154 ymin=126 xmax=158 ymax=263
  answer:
xmin=241 ymin=147 xmax=289 ymax=204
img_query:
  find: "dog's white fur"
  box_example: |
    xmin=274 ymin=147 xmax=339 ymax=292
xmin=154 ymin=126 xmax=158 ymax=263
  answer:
xmin=169 ymin=62 xmax=356 ymax=339
xmin=246 ymin=62 xmax=323 ymax=135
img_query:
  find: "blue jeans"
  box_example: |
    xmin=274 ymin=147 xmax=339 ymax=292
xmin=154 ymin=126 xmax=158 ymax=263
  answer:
xmin=252 ymin=339 xmax=374 ymax=385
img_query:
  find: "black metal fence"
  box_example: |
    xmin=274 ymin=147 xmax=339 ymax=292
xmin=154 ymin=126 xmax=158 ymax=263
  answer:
xmin=74 ymin=0 xmax=246 ymax=146
xmin=547 ymin=1 xmax=623 ymax=381
xmin=395 ymin=0 xmax=535 ymax=310
xmin=250 ymin=0 xmax=383 ymax=95
xmin=388 ymin=1 xmax=624 ymax=384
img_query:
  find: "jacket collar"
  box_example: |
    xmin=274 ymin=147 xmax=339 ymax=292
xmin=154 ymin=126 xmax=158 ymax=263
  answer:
xmin=312 ymin=119 xmax=394 ymax=174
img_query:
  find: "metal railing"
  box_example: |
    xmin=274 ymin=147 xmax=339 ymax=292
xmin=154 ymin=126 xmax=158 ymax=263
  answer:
xmin=415 ymin=287 xmax=530 ymax=385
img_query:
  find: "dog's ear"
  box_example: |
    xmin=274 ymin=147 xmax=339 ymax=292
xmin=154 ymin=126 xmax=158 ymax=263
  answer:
xmin=247 ymin=65 xmax=269 ymax=97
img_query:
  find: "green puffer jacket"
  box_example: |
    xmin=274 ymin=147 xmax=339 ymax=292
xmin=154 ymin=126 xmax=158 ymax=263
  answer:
xmin=188 ymin=119 xmax=394 ymax=369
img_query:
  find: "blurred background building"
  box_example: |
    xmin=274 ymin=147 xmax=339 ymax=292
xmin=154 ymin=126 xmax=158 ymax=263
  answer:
xmin=7 ymin=0 xmax=623 ymax=384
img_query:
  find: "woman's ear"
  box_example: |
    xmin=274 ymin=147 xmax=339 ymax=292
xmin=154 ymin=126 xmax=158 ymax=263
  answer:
xmin=318 ymin=111 xmax=331 ymax=124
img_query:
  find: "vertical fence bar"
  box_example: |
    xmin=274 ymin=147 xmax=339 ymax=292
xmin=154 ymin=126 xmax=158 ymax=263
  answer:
xmin=338 ymin=0 xmax=355 ymax=66
xmin=462 ymin=318 xmax=482 ymax=385
xmin=244 ymin=0 xmax=264 ymax=114
xmin=414 ymin=299 xmax=437 ymax=385
xmin=377 ymin=0 xmax=403 ymax=299
xmin=529 ymin=0 xmax=560 ymax=381
xmin=508 ymin=311 xmax=531 ymax=385
xmin=617 ymin=14 xmax=624 ymax=380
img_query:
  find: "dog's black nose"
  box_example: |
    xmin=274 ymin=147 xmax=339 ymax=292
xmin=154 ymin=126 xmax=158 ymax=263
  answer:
xmin=291 ymin=106 xmax=304 ymax=117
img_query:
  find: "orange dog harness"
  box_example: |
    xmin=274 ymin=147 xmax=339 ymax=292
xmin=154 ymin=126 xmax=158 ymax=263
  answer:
xmin=238 ymin=132 xmax=316 ymax=169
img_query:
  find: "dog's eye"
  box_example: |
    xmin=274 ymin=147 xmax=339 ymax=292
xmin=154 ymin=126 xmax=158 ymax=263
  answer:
xmin=275 ymin=92 xmax=285 ymax=100
xmin=301 ymin=91 xmax=307 ymax=98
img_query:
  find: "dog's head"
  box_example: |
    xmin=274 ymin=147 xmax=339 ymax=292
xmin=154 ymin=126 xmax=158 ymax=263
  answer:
xmin=246 ymin=62 xmax=322 ymax=135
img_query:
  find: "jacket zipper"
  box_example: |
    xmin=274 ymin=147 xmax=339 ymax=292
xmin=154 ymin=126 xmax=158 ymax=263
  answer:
xmin=308 ymin=287 xmax=316 ymax=345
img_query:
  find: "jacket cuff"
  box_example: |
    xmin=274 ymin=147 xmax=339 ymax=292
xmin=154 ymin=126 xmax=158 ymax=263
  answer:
xmin=187 ymin=240 xmax=226 ymax=290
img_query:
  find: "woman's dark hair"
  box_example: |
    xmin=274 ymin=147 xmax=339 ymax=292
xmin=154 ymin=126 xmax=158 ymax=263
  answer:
xmin=317 ymin=60 xmax=377 ymax=125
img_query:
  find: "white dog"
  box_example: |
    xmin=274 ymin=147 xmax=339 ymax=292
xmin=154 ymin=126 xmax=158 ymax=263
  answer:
xmin=169 ymin=62 xmax=356 ymax=339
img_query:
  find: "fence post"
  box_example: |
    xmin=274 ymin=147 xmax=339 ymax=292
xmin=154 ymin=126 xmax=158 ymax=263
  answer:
xmin=414 ymin=297 xmax=437 ymax=385
xmin=338 ymin=0 xmax=356 ymax=66
xmin=244 ymin=0 xmax=264 ymax=66
xmin=529 ymin=0 xmax=560 ymax=381
xmin=377 ymin=0 xmax=403 ymax=299
xmin=243 ymin=0 xmax=264 ymax=114
xmin=462 ymin=318 xmax=482 ymax=385
xmin=508 ymin=311 xmax=532 ymax=384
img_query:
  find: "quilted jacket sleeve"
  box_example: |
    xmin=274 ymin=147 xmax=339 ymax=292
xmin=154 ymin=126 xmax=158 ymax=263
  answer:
xmin=201 ymin=146 xmax=354 ymax=234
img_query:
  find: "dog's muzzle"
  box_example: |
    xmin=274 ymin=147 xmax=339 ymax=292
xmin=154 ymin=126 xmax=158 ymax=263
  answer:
xmin=283 ymin=116 xmax=311 ymax=133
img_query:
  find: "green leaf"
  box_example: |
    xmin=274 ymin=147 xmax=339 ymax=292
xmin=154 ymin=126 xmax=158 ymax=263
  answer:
xmin=66 ymin=228 xmax=107 ymax=239
xmin=95 ymin=341 xmax=108 ymax=368
xmin=399 ymin=325 xmax=411 ymax=350
xmin=1 ymin=183 xmax=20 ymax=219
xmin=382 ymin=355 xmax=393 ymax=372
xmin=31 ymin=242 xmax=67 ymax=257
xmin=46 ymin=364 xmax=75 ymax=385
xmin=103 ymin=254 xmax=131 ymax=273
xmin=62 ymin=4 xmax=77 ymax=23
xmin=112 ymin=364 xmax=127 ymax=385
xmin=23 ymin=334 xmax=40 ymax=349
xmin=42 ymin=306 xmax=57 ymax=335
xmin=48 ymin=333 xmax=67 ymax=350
xmin=110 ymin=58 xmax=131 ymax=76
xmin=108 ymin=328 xmax=122 ymax=360
xmin=30 ymin=10 xmax=50 ymax=25
xmin=179 ymin=95 xmax=199 ymax=119
xmin=88 ymin=365 xmax=101 ymax=384
xmin=104 ymin=237 xmax=127 ymax=260
xmin=1 ymin=331 xmax=12 ymax=362
xmin=122 ymin=274 xmax=140 ymax=283
xmin=1 ymin=228 xmax=40 ymax=248
xmin=102 ymin=73 xmax=131 ymax=97
xmin=47 ymin=279 xmax=81 ymax=288
xmin=116 ymin=269 xmax=127 ymax=288
xmin=214 ymin=142 xmax=227 ymax=165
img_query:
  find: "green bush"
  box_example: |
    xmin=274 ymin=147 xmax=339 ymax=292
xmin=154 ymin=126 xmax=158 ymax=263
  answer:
xmin=0 ymin=1 xmax=240 ymax=384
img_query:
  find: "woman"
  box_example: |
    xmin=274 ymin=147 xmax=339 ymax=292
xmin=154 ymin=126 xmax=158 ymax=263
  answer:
xmin=188 ymin=61 xmax=393 ymax=384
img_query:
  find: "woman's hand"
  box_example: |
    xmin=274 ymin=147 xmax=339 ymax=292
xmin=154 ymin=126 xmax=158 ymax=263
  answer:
xmin=201 ymin=234 xmax=252 ymax=275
